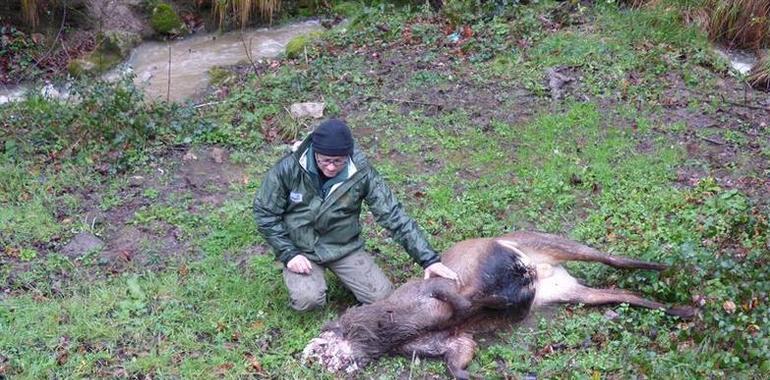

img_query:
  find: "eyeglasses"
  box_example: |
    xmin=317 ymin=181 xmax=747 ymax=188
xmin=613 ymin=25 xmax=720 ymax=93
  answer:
xmin=315 ymin=154 xmax=347 ymax=167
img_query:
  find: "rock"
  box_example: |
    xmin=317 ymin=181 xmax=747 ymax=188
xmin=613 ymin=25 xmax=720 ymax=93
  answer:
xmin=210 ymin=147 xmax=227 ymax=163
xmin=603 ymin=309 xmax=620 ymax=321
xmin=208 ymin=67 xmax=235 ymax=86
xmin=546 ymin=67 xmax=575 ymax=100
xmin=67 ymin=59 xmax=97 ymax=77
xmin=85 ymin=0 xmax=151 ymax=37
xmin=289 ymin=102 xmax=325 ymax=119
xmin=285 ymin=35 xmax=310 ymax=59
xmin=139 ymin=71 xmax=154 ymax=83
xmin=99 ymin=30 xmax=142 ymax=59
xmin=82 ymin=210 xmax=106 ymax=226
xmin=129 ymin=175 xmax=146 ymax=187
xmin=151 ymin=2 xmax=187 ymax=36
xmin=60 ymin=232 xmax=104 ymax=259
xmin=67 ymin=30 xmax=141 ymax=77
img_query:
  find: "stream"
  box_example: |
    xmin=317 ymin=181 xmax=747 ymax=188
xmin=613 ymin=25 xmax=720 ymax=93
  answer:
xmin=0 ymin=20 xmax=322 ymax=104
xmin=0 ymin=25 xmax=761 ymax=105
xmin=124 ymin=20 xmax=321 ymax=102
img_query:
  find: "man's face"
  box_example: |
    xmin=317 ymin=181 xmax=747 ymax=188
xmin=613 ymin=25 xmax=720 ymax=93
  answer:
xmin=315 ymin=153 xmax=348 ymax=178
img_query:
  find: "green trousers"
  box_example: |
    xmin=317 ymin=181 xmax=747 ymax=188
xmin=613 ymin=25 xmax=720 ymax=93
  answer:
xmin=282 ymin=250 xmax=394 ymax=311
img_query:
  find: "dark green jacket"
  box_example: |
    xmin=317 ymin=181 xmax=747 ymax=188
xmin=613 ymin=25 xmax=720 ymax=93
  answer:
xmin=253 ymin=136 xmax=440 ymax=268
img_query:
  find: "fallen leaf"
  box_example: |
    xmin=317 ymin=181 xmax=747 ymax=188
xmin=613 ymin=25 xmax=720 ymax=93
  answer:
xmin=178 ymin=263 xmax=189 ymax=278
xmin=56 ymin=351 xmax=69 ymax=365
xmin=214 ymin=362 xmax=234 ymax=376
xmin=250 ymin=320 xmax=264 ymax=330
xmin=4 ymin=247 xmax=20 ymax=258
xmin=244 ymin=352 xmax=263 ymax=373
xmin=462 ymin=25 xmax=473 ymax=39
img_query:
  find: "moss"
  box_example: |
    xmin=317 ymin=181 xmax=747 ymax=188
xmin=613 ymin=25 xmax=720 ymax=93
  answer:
xmin=67 ymin=51 xmax=122 ymax=78
xmin=67 ymin=31 xmax=139 ymax=77
xmin=207 ymin=66 xmax=235 ymax=86
xmin=67 ymin=59 xmax=92 ymax=77
xmin=285 ymin=35 xmax=310 ymax=59
xmin=99 ymin=30 xmax=141 ymax=59
xmin=150 ymin=2 xmax=185 ymax=35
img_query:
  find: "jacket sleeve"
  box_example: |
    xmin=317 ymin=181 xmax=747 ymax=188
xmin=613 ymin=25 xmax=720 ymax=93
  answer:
xmin=253 ymin=160 xmax=300 ymax=264
xmin=364 ymin=168 xmax=440 ymax=268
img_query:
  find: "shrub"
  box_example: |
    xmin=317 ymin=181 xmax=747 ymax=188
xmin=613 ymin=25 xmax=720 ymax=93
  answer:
xmin=1 ymin=77 xmax=209 ymax=171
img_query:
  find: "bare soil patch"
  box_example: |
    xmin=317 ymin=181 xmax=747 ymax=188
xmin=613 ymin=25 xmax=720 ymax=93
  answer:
xmin=1 ymin=146 xmax=248 ymax=295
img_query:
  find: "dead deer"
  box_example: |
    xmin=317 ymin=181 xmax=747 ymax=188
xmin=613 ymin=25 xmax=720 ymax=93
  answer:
xmin=302 ymin=231 xmax=697 ymax=379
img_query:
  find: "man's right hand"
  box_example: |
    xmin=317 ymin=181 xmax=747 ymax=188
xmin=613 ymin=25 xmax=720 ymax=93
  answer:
xmin=286 ymin=255 xmax=313 ymax=274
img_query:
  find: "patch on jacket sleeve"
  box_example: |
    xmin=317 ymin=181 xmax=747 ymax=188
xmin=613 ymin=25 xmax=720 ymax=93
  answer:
xmin=290 ymin=191 xmax=304 ymax=203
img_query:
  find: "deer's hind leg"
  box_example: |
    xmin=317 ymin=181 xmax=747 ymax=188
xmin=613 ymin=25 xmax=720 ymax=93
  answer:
xmin=533 ymin=265 xmax=696 ymax=318
xmin=499 ymin=231 xmax=667 ymax=270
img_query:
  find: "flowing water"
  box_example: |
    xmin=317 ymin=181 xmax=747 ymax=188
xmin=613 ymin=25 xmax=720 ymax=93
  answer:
xmin=127 ymin=20 xmax=321 ymax=102
xmin=714 ymin=47 xmax=758 ymax=75
xmin=0 ymin=20 xmax=321 ymax=105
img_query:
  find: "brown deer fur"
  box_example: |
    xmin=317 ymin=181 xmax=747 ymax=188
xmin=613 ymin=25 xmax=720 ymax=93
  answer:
xmin=302 ymin=231 xmax=696 ymax=379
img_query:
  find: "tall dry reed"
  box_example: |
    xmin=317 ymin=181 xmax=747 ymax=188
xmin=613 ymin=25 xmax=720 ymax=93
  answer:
xmin=212 ymin=0 xmax=281 ymax=28
xmin=703 ymin=0 xmax=770 ymax=49
xmin=747 ymin=53 xmax=770 ymax=90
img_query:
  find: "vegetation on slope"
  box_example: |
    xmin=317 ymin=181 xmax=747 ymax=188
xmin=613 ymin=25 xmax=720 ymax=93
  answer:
xmin=2 ymin=1 xmax=769 ymax=378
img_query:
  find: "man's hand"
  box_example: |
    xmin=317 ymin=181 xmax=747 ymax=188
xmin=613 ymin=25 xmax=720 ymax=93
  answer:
xmin=286 ymin=255 xmax=313 ymax=274
xmin=424 ymin=262 xmax=461 ymax=284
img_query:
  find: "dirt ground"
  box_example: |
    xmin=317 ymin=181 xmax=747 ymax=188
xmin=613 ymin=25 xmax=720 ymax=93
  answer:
xmin=1 ymin=147 xmax=251 ymax=295
xmin=3 ymin=13 xmax=770 ymax=299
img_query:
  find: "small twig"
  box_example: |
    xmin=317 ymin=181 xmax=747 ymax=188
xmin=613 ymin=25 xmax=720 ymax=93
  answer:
xmin=240 ymin=33 xmax=259 ymax=74
xmin=20 ymin=2 xmax=67 ymax=84
xmin=368 ymin=95 xmax=444 ymax=108
xmin=166 ymin=42 xmax=172 ymax=102
xmin=193 ymin=101 xmax=222 ymax=109
xmin=283 ymin=106 xmax=296 ymax=121
xmin=696 ymin=134 xmax=726 ymax=145
xmin=333 ymin=72 xmax=350 ymax=84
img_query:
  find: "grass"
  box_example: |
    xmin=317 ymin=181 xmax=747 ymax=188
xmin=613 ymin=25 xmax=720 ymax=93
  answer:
xmin=702 ymin=0 xmax=770 ymax=49
xmin=2 ymin=0 xmax=770 ymax=378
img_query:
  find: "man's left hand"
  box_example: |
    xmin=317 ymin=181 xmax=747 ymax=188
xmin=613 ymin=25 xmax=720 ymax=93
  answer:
xmin=424 ymin=262 xmax=461 ymax=285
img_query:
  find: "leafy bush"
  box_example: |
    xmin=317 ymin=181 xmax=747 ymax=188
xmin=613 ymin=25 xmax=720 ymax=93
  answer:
xmin=0 ymin=25 xmax=44 ymax=84
xmin=1 ymin=77 xmax=210 ymax=172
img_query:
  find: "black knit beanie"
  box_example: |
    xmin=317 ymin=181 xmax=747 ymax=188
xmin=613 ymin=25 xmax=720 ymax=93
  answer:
xmin=312 ymin=119 xmax=354 ymax=156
